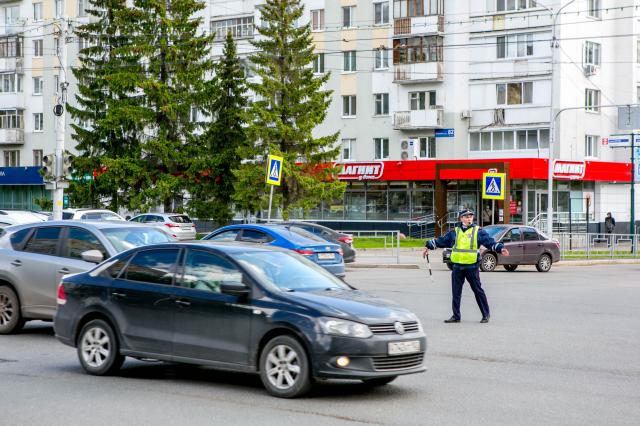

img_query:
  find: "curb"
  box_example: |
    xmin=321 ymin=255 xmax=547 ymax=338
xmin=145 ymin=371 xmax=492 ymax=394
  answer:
xmin=555 ymin=259 xmax=640 ymax=266
xmin=346 ymin=263 xmax=420 ymax=270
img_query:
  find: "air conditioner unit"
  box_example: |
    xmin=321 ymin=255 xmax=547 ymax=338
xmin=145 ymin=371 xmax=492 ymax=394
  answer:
xmin=400 ymin=139 xmax=418 ymax=160
xmin=460 ymin=110 xmax=472 ymax=119
xmin=584 ymin=64 xmax=597 ymax=76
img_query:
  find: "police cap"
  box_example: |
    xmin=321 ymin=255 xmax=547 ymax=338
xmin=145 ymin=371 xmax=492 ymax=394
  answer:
xmin=458 ymin=208 xmax=475 ymax=217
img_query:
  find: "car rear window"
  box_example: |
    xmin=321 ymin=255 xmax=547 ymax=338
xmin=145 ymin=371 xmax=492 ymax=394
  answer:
xmin=23 ymin=227 xmax=61 ymax=255
xmin=169 ymin=215 xmax=191 ymax=223
xmin=285 ymin=226 xmax=325 ymax=242
xmin=9 ymin=228 xmax=31 ymax=249
xmin=62 ymin=212 xmax=73 ymax=220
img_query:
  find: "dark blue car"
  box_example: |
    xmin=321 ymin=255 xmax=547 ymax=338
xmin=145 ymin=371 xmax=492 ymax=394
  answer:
xmin=203 ymin=224 xmax=345 ymax=277
xmin=54 ymin=242 xmax=427 ymax=398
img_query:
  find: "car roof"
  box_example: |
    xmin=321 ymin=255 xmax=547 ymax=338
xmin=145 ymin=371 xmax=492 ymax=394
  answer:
xmin=214 ymin=223 xmax=331 ymax=245
xmin=133 ymin=212 xmax=189 ymax=217
xmin=129 ymin=241 xmax=290 ymax=254
xmin=2 ymin=220 xmax=160 ymax=233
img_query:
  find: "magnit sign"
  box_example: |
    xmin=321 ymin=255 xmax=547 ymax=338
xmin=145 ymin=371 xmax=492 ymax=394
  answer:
xmin=338 ymin=162 xmax=384 ymax=180
xmin=553 ymin=160 xmax=586 ymax=180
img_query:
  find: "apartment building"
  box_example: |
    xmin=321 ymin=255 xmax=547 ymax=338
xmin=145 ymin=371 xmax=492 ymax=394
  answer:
xmin=1 ymin=0 xmax=638 ymax=232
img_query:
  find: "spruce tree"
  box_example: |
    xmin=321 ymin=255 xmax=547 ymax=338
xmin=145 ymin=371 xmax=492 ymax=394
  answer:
xmin=242 ymin=0 xmax=345 ymax=220
xmin=187 ymin=32 xmax=248 ymax=225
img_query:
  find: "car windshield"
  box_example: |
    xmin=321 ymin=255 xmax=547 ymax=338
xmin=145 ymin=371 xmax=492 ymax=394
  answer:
xmin=169 ymin=215 xmax=192 ymax=223
xmin=483 ymin=226 xmax=507 ymax=239
xmin=235 ymin=251 xmax=349 ymax=292
xmin=100 ymin=227 xmax=176 ymax=252
xmin=280 ymin=226 xmax=326 ymax=243
xmin=83 ymin=212 xmax=124 ymax=221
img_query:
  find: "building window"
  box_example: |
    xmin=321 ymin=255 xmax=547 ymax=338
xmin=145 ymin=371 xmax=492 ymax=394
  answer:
xmin=585 ymin=135 xmax=598 ymax=157
xmin=588 ymin=0 xmax=601 ymax=18
xmin=55 ymin=0 xmax=63 ymax=18
xmin=374 ymin=93 xmax=389 ymax=116
xmin=496 ymin=0 xmax=536 ymax=12
xmin=0 ymin=73 xmax=23 ymax=93
xmin=470 ymin=129 xmax=549 ymax=152
xmin=4 ymin=150 xmax=20 ymax=167
xmin=393 ymin=0 xmax=443 ymax=18
xmin=585 ymin=89 xmax=600 ymax=112
xmin=78 ymin=0 xmax=88 ymax=17
xmin=342 ymin=95 xmax=356 ymax=117
xmin=393 ymin=36 xmax=442 ymax=64
xmin=33 ymin=76 xmax=43 ymax=95
xmin=0 ymin=109 xmax=24 ymax=129
xmin=418 ymin=137 xmax=436 ymax=158
xmin=374 ymin=138 xmax=389 ymax=160
xmin=33 ymin=149 xmax=43 ymax=167
xmin=584 ymin=41 xmax=601 ymax=66
xmin=497 ymin=33 xmax=533 ymax=59
xmin=374 ymin=48 xmax=389 ymax=69
xmin=311 ymin=9 xmax=324 ymax=31
xmin=54 ymin=38 xmax=60 ymax=55
xmin=33 ymin=3 xmax=43 ymax=21
xmin=34 ymin=113 xmax=43 ymax=131
xmin=342 ymin=6 xmax=355 ymax=28
xmin=0 ymin=36 xmax=22 ymax=58
xmin=189 ymin=107 xmax=199 ymax=123
xmin=210 ymin=16 xmax=254 ymax=42
xmin=4 ymin=6 xmax=20 ymax=25
xmin=409 ymin=91 xmax=436 ymax=110
xmin=33 ymin=39 xmax=43 ymax=57
xmin=374 ymin=2 xmax=389 ymax=25
xmin=313 ymin=53 xmax=325 ymax=74
xmin=496 ymin=82 xmax=533 ymax=105
xmin=341 ymin=138 xmax=355 ymax=160
xmin=343 ymin=51 xmax=356 ymax=72
xmin=79 ymin=36 xmax=91 ymax=51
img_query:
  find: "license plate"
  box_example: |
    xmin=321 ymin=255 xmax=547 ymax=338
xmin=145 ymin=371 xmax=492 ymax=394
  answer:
xmin=388 ymin=340 xmax=420 ymax=356
xmin=318 ymin=253 xmax=335 ymax=260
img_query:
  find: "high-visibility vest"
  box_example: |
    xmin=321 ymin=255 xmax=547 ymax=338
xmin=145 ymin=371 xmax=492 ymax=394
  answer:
xmin=450 ymin=226 xmax=479 ymax=264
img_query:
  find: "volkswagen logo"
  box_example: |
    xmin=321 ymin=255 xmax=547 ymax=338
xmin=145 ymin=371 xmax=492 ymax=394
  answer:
xmin=394 ymin=321 xmax=405 ymax=335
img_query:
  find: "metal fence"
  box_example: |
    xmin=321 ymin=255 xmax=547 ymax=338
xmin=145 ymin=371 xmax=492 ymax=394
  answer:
xmin=555 ymin=232 xmax=640 ymax=259
xmin=338 ymin=230 xmax=401 ymax=264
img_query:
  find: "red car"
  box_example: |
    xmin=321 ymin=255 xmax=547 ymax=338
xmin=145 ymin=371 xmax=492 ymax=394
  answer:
xmin=442 ymin=225 xmax=561 ymax=272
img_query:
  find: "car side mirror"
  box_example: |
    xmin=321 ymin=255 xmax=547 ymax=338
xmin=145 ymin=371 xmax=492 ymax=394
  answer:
xmin=501 ymin=237 xmax=511 ymax=243
xmin=81 ymin=249 xmax=104 ymax=264
xmin=220 ymin=281 xmax=250 ymax=297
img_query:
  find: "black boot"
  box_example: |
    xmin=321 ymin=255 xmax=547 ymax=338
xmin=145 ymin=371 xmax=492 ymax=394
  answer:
xmin=444 ymin=316 xmax=460 ymax=323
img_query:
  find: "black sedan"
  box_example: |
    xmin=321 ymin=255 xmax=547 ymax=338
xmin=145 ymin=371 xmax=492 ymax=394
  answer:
xmin=442 ymin=225 xmax=561 ymax=272
xmin=283 ymin=221 xmax=356 ymax=263
xmin=54 ymin=242 xmax=425 ymax=398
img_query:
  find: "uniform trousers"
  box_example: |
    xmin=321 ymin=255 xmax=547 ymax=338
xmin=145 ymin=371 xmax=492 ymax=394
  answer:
xmin=451 ymin=266 xmax=490 ymax=319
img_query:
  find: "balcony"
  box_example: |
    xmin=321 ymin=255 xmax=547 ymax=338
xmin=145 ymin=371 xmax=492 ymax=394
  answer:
xmin=0 ymin=57 xmax=23 ymax=72
xmin=393 ymin=108 xmax=443 ymax=130
xmin=0 ymin=128 xmax=24 ymax=144
xmin=394 ymin=15 xmax=444 ymax=37
xmin=393 ymin=62 xmax=443 ymax=83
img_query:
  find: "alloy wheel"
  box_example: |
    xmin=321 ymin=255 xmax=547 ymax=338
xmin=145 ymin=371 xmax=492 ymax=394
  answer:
xmin=81 ymin=326 xmax=111 ymax=368
xmin=265 ymin=344 xmax=301 ymax=390
xmin=481 ymin=254 xmax=497 ymax=272
xmin=0 ymin=293 xmax=13 ymax=326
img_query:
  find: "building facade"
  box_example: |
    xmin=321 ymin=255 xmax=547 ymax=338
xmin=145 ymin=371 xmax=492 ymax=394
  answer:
xmin=0 ymin=0 xmax=638 ymax=232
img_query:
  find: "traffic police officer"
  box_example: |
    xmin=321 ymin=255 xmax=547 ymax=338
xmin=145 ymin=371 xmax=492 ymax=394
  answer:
xmin=423 ymin=209 xmax=509 ymax=323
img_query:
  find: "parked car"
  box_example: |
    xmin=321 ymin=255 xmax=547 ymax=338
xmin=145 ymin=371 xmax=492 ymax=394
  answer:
xmin=442 ymin=225 xmax=560 ymax=272
xmin=54 ymin=242 xmax=426 ymax=398
xmin=0 ymin=210 xmax=48 ymax=229
xmin=62 ymin=209 xmax=126 ymax=221
xmin=283 ymin=221 xmax=356 ymax=263
xmin=128 ymin=213 xmax=197 ymax=241
xmin=203 ymin=224 xmax=345 ymax=277
xmin=0 ymin=221 xmax=175 ymax=334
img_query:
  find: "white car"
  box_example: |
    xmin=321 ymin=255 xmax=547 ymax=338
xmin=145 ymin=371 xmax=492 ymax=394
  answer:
xmin=128 ymin=213 xmax=197 ymax=240
xmin=0 ymin=210 xmax=48 ymax=229
xmin=62 ymin=209 xmax=126 ymax=221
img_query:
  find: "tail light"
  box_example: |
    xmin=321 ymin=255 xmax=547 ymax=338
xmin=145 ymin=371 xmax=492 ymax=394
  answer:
xmin=191 ymin=223 xmax=196 ymax=228
xmin=165 ymin=223 xmax=181 ymax=229
xmin=337 ymin=236 xmax=353 ymax=245
xmin=56 ymin=283 xmax=67 ymax=305
xmin=294 ymin=249 xmax=314 ymax=256
xmin=554 ymin=240 xmax=560 ymax=249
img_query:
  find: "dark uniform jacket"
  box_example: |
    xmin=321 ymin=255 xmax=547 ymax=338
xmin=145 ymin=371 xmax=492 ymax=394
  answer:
xmin=426 ymin=223 xmax=505 ymax=269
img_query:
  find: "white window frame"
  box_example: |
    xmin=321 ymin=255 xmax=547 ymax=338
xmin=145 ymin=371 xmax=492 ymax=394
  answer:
xmin=374 ymin=93 xmax=389 ymax=116
xmin=374 ymin=48 xmax=389 ymax=70
xmin=584 ymin=41 xmax=601 ymax=66
xmin=470 ymin=129 xmax=549 ymax=152
xmin=585 ymin=89 xmax=600 ymax=113
xmin=33 ymin=149 xmax=43 ymax=167
xmin=210 ymin=16 xmax=254 ymax=42
xmin=342 ymin=95 xmax=356 ymax=117
xmin=374 ymin=2 xmax=389 ymax=25
xmin=55 ymin=0 xmax=63 ymax=18
xmin=418 ymin=136 xmax=436 ymax=159
xmin=497 ymin=33 xmax=533 ymax=59
xmin=496 ymin=82 xmax=533 ymax=105
xmin=585 ymin=135 xmax=598 ymax=157
xmin=342 ymin=6 xmax=355 ymax=28
xmin=409 ymin=91 xmax=436 ymax=110
xmin=33 ymin=39 xmax=43 ymax=57
xmin=78 ymin=0 xmax=88 ymax=17
xmin=588 ymin=0 xmax=601 ymax=19
xmin=33 ymin=3 xmax=43 ymax=21
xmin=4 ymin=149 xmax=20 ymax=167
xmin=33 ymin=112 xmax=43 ymax=132
xmin=33 ymin=76 xmax=43 ymax=95
xmin=313 ymin=53 xmax=325 ymax=74
xmin=4 ymin=6 xmax=20 ymax=25
xmin=341 ymin=138 xmax=355 ymax=160
xmin=343 ymin=50 xmax=356 ymax=72
xmin=496 ymin=0 xmax=536 ymax=12
xmin=311 ymin=9 xmax=324 ymax=31
xmin=374 ymin=138 xmax=389 ymax=160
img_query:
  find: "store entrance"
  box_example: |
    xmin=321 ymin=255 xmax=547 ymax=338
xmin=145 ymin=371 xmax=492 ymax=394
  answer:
xmin=527 ymin=191 xmax=548 ymax=224
xmin=446 ymin=191 xmax=478 ymax=221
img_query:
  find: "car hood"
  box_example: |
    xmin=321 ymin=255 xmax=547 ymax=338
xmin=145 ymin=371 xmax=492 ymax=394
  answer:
xmin=281 ymin=288 xmax=417 ymax=324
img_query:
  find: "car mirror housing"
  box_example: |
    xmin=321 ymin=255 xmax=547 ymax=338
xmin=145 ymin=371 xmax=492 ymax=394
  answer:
xmin=220 ymin=281 xmax=250 ymax=297
xmin=81 ymin=249 xmax=104 ymax=264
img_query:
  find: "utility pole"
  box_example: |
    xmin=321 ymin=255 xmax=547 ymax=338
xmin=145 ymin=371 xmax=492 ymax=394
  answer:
xmin=52 ymin=18 xmax=68 ymax=221
xmin=631 ymin=132 xmax=636 ymax=236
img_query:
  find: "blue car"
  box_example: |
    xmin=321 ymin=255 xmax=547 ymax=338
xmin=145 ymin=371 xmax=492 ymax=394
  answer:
xmin=203 ymin=224 xmax=345 ymax=277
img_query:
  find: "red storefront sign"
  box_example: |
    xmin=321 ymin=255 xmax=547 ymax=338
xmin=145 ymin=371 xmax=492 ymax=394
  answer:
xmin=552 ymin=160 xmax=585 ymax=180
xmin=338 ymin=162 xmax=384 ymax=180
xmin=509 ymin=200 xmax=517 ymax=214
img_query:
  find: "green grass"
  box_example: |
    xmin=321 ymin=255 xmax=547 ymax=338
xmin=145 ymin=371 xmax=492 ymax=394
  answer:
xmin=353 ymin=237 xmax=426 ymax=249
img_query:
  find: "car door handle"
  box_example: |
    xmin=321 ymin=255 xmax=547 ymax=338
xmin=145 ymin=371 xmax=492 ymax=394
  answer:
xmin=111 ymin=292 xmax=127 ymax=298
xmin=175 ymin=299 xmax=191 ymax=307
xmin=58 ymin=268 xmax=70 ymax=274
xmin=10 ymin=260 xmax=21 ymax=266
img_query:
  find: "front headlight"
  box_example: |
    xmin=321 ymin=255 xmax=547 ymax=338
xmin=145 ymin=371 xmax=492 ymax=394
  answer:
xmin=318 ymin=317 xmax=372 ymax=339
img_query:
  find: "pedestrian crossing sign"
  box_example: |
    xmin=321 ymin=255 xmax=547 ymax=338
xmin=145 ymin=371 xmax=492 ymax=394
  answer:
xmin=266 ymin=154 xmax=283 ymax=186
xmin=482 ymin=172 xmax=505 ymax=200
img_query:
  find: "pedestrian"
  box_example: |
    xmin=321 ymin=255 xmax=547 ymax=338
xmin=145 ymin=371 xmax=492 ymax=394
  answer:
xmin=605 ymin=212 xmax=616 ymax=234
xmin=482 ymin=205 xmax=492 ymax=227
xmin=423 ymin=209 xmax=509 ymax=323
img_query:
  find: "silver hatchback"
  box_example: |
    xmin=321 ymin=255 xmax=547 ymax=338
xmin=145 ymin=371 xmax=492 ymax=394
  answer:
xmin=0 ymin=221 xmax=175 ymax=334
xmin=129 ymin=213 xmax=197 ymax=240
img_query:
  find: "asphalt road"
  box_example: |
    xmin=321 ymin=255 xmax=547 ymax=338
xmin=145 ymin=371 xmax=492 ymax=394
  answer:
xmin=1 ymin=262 xmax=639 ymax=425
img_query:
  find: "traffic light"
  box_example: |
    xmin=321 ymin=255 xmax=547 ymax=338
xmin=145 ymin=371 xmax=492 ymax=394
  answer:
xmin=41 ymin=154 xmax=55 ymax=181
xmin=62 ymin=151 xmax=74 ymax=179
